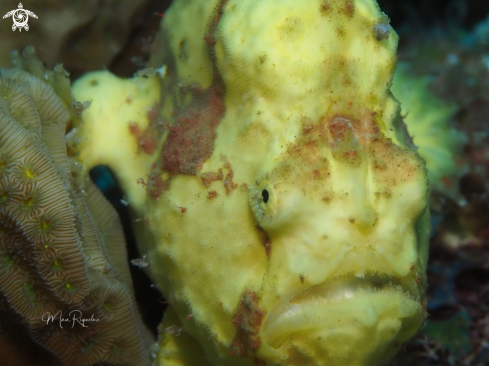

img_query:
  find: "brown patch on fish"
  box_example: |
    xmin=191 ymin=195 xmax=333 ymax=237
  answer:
xmin=230 ymin=291 xmax=265 ymax=357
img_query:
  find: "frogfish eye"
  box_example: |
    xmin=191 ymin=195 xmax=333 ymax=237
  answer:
xmin=248 ymin=180 xmax=273 ymax=227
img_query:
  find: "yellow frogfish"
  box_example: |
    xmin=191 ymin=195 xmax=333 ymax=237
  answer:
xmin=72 ymin=0 xmax=430 ymax=365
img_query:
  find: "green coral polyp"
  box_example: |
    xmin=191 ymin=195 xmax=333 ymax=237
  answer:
xmin=0 ymin=190 xmax=10 ymax=205
xmin=112 ymin=343 xmax=122 ymax=355
xmin=63 ymin=281 xmax=76 ymax=293
xmin=21 ymin=164 xmax=37 ymax=181
xmin=50 ymin=258 xmax=62 ymax=271
xmin=0 ymin=253 xmax=14 ymax=271
xmin=81 ymin=340 xmax=94 ymax=351
xmin=0 ymin=86 xmax=11 ymax=99
xmin=23 ymin=281 xmax=37 ymax=303
xmin=391 ymin=63 xmax=466 ymax=200
xmin=37 ymin=216 xmax=53 ymax=234
xmin=20 ymin=191 xmax=38 ymax=211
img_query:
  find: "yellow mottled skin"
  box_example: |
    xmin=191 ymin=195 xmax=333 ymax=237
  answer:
xmin=73 ymin=1 xmax=430 ymax=365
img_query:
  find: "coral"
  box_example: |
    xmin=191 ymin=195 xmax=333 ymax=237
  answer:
xmin=0 ymin=0 xmax=150 ymax=75
xmin=391 ymin=63 xmax=467 ymax=202
xmin=0 ymin=48 xmax=152 ymax=366
xmin=73 ymin=0 xmax=431 ymax=365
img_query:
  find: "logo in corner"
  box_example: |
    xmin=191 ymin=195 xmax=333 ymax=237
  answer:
xmin=3 ymin=3 xmax=37 ymax=32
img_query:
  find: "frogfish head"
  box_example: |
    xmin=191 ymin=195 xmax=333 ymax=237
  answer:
xmin=244 ymin=112 xmax=429 ymax=366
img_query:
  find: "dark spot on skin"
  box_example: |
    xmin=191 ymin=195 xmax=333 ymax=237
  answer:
xmin=230 ymin=291 xmax=265 ymax=356
xmin=200 ymin=169 xmax=223 ymax=188
xmin=335 ymin=26 xmax=345 ymax=37
xmin=328 ymin=116 xmax=352 ymax=142
xmin=128 ymin=105 xmax=166 ymax=156
xmin=279 ymin=17 xmax=302 ymax=41
xmin=223 ymin=161 xmax=237 ymax=195
xmin=89 ymin=79 xmax=98 ymax=87
xmin=302 ymin=124 xmax=313 ymax=134
xmin=254 ymin=225 xmax=272 ymax=257
xmin=129 ymin=123 xmax=158 ymax=155
xmin=319 ymin=0 xmax=331 ymax=16
xmin=177 ymin=38 xmax=189 ymax=61
xmin=373 ymin=23 xmax=390 ymax=41
xmin=207 ymin=190 xmax=218 ymax=200
xmin=372 ymin=14 xmax=391 ymax=41
xmin=343 ymin=150 xmax=359 ymax=162
xmin=261 ymin=190 xmax=269 ymax=203
xmin=203 ymin=35 xmax=216 ymax=46
xmin=262 ymin=237 xmax=272 ymax=257
xmin=205 ymin=0 xmax=229 ymax=47
xmin=147 ymin=173 xmax=170 ymax=200
xmin=344 ymin=0 xmax=355 ymax=18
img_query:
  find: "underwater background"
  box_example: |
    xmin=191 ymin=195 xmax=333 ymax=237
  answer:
xmin=0 ymin=0 xmax=488 ymax=365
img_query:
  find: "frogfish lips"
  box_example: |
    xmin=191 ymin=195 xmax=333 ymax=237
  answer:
xmin=260 ymin=251 xmax=424 ymax=363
